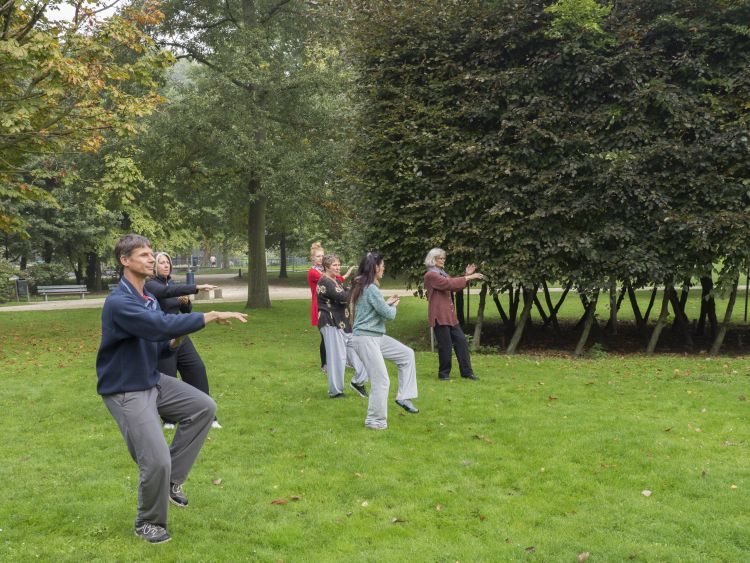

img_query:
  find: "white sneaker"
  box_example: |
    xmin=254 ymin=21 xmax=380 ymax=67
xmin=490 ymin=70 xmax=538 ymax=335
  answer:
xmin=163 ymin=423 xmax=175 ymax=430
xmin=211 ymin=420 xmax=222 ymax=429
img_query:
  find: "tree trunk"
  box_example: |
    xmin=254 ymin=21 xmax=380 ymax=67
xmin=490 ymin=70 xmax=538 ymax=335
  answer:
xmin=455 ymin=289 xmax=465 ymax=327
xmin=626 ymin=282 xmax=645 ymax=331
xmin=245 ymin=190 xmax=271 ymax=308
xmin=85 ymin=252 xmax=102 ymax=291
xmin=279 ymin=231 xmax=288 ymax=279
xmin=573 ymin=289 xmax=599 ymax=357
xmin=696 ymin=276 xmax=717 ymax=338
xmin=643 ymin=285 xmax=658 ymax=324
xmin=709 ymin=277 xmax=739 ymax=356
xmin=533 ymin=294 xmax=549 ymax=325
xmin=506 ymin=285 xmax=537 ymax=354
xmin=646 ymin=286 xmax=672 ymax=354
xmin=669 ymin=286 xmax=693 ymax=348
xmin=608 ymin=283 xmax=617 ymax=336
xmin=472 ymin=283 xmax=488 ymax=351
xmin=492 ymin=289 xmax=510 ymax=327
xmin=541 ymin=279 xmax=563 ymax=337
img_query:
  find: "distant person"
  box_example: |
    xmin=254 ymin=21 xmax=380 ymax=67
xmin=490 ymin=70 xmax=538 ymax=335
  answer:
xmin=209 ymin=255 xmax=217 ymax=267
xmin=96 ymin=234 xmax=247 ymax=544
xmin=423 ymin=248 xmax=483 ymax=381
xmin=307 ymin=242 xmax=353 ymax=373
xmin=146 ymin=252 xmax=222 ymax=429
xmin=317 ymin=253 xmax=369 ymax=398
xmin=350 ymin=251 xmax=418 ymax=430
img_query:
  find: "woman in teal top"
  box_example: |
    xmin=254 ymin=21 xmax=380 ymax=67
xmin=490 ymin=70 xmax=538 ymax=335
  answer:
xmin=350 ymin=251 xmax=419 ymax=430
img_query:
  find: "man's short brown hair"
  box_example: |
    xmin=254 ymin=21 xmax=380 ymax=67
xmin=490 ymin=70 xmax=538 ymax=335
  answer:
xmin=114 ymin=234 xmax=152 ymax=266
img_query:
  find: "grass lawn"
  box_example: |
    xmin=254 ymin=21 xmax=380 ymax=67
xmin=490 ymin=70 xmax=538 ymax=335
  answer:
xmin=1 ymin=299 xmax=749 ymax=561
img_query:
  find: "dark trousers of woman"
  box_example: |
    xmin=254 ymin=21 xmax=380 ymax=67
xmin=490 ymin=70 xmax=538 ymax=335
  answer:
xmin=434 ymin=323 xmax=474 ymax=379
xmin=157 ymin=336 xmax=211 ymax=423
xmin=320 ymin=334 xmax=327 ymax=368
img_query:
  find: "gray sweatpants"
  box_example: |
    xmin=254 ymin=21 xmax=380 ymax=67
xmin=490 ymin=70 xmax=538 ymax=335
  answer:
xmin=321 ymin=326 xmax=368 ymax=396
xmin=102 ymin=373 xmax=216 ymax=528
xmin=351 ymin=334 xmax=417 ymax=428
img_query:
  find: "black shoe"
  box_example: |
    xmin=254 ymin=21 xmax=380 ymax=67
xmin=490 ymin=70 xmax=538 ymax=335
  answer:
xmin=169 ymin=482 xmax=188 ymax=508
xmin=461 ymin=374 xmax=480 ymax=381
xmin=395 ymin=399 xmax=419 ymax=414
xmin=438 ymin=375 xmax=451 ymax=381
xmin=135 ymin=522 xmax=171 ymax=544
xmin=330 ymin=392 xmax=345 ymax=399
xmin=350 ymin=381 xmax=368 ymax=398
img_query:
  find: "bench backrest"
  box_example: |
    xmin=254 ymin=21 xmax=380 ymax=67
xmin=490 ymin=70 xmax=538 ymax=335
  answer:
xmin=38 ymin=285 xmax=88 ymax=292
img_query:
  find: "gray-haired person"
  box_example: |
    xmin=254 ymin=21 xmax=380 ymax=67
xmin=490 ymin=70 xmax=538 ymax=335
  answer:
xmin=96 ymin=234 xmax=247 ymax=544
xmin=316 ymin=253 xmax=369 ymax=398
xmin=423 ymin=248 xmax=483 ymax=381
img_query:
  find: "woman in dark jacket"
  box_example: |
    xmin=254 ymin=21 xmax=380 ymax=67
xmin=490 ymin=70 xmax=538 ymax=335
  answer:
xmin=146 ymin=251 xmax=221 ymax=428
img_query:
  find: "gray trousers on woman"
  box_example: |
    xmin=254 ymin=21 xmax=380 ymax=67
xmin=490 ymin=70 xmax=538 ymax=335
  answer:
xmin=352 ymin=334 xmax=417 ymax=428
xmin=102 ymin=373 xmax=216 ymax=528
xmin=321 ymin=326 xmax=368 ymax=396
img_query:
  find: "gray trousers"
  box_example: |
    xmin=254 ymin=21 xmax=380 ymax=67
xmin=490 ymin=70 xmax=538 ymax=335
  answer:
xmin=102 ymin=374 xmax=216 ymax=528
xmin=352 ymin=334 xmax=417 ymax=428
xmin=321 ymin=326 xmax=368 ymax=396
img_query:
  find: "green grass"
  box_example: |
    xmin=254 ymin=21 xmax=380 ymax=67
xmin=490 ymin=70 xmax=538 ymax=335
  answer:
xmin=1 ymin=300 xmax=749 ymax=561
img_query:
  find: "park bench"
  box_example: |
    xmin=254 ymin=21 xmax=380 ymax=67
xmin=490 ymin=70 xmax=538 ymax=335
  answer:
xmin=37 ymin=285 xmax=89 ymax=301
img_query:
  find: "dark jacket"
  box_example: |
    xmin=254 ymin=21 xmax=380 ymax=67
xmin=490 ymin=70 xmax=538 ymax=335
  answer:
xmin=145 ymin=275 xmax=198 ymax=315
xmin=316 ymin=275 xmax=351 ymax=332
xmin=96 ymin=277 xmax=205 ymax=395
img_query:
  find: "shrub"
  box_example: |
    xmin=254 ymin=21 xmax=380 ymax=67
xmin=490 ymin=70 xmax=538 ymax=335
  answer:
xmin=0 ymin=259 xmax=18 ymax=303
xmin=26 ymin=262 xmax=72 ymax=290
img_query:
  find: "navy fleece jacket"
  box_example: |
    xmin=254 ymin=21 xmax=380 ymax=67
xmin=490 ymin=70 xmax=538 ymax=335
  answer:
xmin=96 ymin=278 xmax=206 ymax=395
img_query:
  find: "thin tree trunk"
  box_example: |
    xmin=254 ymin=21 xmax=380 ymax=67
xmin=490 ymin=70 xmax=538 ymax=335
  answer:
xmin=246 ymin=190 xmax=271 ymax=308
xmin=643 ymin=285 xmax=658 ymax=324
xmin=541 ymin=279 xmax=563 ymax=337
xmin=573 ymin=289 xmax=599 ymax=357
xmin=492 ymin=289 xmax=510 ymax=326
xmin=608 ymin=283 xmax=617 ymax=336
xmin=709 ymin=277 xmax=739 ymax=356
xmin=626 ymin=282 xmax=645 ymax=331
xmin=455 ymin=289 xmax=465 ymax=326
xmin=533 ymin=294 xmax=549 ymax=325
xmin=669 ymin=287 xmax=693 ymax=348
xmin=279 ymin=231 xmax=288 ymax=279
xmin=506 ymin=285 xmax=537 ymax=354
xmin=472 ymin=283 xmax=488 ymax=351
xmin=696 ymin=276 xmax=717 ymax=338
xmin=646 ymin=286 xmax=672 ymax=354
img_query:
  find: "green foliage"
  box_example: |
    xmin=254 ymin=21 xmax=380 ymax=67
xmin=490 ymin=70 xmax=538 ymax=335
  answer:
xmin=25 ymin=262 xmax=71 ymax=288
xmin=347 ymin=0 xmax=750 ymax=295
xmin=0 ymin=258 xmax=18 ymax=302
xmin=544 ymin=0 xmax=611 ymax=39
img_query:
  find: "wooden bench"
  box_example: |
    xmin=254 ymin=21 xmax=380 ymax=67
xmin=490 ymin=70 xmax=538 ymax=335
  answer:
xmin=37 ymin=285 xmax=89 ymax=301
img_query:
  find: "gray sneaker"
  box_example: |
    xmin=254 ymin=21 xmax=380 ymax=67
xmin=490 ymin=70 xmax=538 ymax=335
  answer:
xmin=350 ymin=381 xmax=368 ymax=398
xmin=169 ymin=482 xmax=188 ymax=507
xmin=135 ymin=522 xmax=171 ymax=544
xmin=395 ymin=399 xmax=419 ymax=414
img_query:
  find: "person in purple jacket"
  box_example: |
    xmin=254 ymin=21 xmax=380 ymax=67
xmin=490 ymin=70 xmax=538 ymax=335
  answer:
xmin=96 ymin=234 xmax=247 ymax=544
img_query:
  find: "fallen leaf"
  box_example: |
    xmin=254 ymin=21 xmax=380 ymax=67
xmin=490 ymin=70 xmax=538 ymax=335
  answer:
xmin=435 ymin=504 xmax=443 ymax=511
xmin=731 ymin=484 xmax=738 ymax=489
xmin=361 ymin=500 xmax=369 ymax=507
xmin=271 ymin=499 xmax=288 ymax=505
xmin=641 ymin=490 xmax=652 ymax=497
xmin=578 ymin=552 xmax=590 ymax=562
xmin=290 ymin=495 xmax=301 ymax=501
xmin=391 ymin=517 xmax=406 ymax=524
xmin=525 ymin=546 xmax=536 ymax=553
xmin=473 ymin=434 xmax=493 ymax=443
xmin=354 ymin=472 xmax=363 ymax=478
xmin=548 ymin=395 xmax=558 ymax=401
xmin=505 ymin=538 xmax=513 ymax=544
xmin=212 ymin=478 xmax=222 ymax=486
xmin=346 ymin=511 xmax=352 ymax=517
xmin=739 ymin=395 xmax=746 ymax=401
xmin=663 ymin=427 xmax=672 ymax=432
xmin=461 ymin=460 xmax=473 ymax=466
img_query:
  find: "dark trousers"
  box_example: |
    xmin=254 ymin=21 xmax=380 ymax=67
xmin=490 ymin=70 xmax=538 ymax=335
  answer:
xmin=157 ymin=336 xmax=209 ymax=395
xmin=434 ymin=323 xmax=474 ymax=378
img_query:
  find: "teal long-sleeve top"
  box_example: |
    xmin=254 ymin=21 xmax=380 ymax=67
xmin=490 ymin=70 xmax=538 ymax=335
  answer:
xmin=352 ymin=283 xmax=397 ymax=337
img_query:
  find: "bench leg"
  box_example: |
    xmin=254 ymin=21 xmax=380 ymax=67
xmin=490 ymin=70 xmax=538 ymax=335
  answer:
xmin=44 ymin=295 xmax=48 ymax=302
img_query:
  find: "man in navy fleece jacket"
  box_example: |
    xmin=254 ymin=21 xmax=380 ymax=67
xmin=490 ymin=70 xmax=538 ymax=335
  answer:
xmin=96 ymin=234 xmax=247 ymax=544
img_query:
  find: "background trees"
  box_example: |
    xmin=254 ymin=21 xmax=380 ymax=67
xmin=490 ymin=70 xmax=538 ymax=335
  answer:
xmin=346 ymin=0 xmax=750 ymax=353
